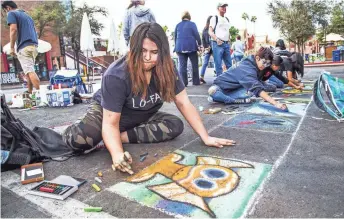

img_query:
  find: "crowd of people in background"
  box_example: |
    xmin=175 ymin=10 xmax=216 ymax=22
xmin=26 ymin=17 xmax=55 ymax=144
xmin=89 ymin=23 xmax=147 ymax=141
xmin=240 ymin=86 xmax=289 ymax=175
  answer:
xmin=2 ymin=0 xmax=306 ymax=173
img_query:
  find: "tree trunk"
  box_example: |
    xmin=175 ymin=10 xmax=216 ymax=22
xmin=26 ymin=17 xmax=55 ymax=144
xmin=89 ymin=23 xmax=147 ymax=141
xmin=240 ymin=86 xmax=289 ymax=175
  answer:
xmin=297 ymin=42 xmax=301 ymax=53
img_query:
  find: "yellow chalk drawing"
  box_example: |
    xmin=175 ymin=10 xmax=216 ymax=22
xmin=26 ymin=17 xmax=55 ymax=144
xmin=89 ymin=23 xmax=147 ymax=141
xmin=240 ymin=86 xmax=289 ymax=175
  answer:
xmin=282 ymin=89 xmax=312 ymax=94
xmin=127 ymin=153 xmax=253 ymax=217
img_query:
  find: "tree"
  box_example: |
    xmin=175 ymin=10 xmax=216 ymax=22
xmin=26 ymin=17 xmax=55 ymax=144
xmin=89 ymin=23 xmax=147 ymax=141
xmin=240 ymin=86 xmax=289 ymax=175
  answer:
xmin=30 ymin=1 xmax=66 ymax=38
xmin=242 ymin=13 xmax=249 ymax=30
xmin=63 ymin=1 xmax=108 ymax=73
xmin=229 ymin=26 xmax=239 ymax=43
xmin=250 ymin=16 xmax=257 ymax=34
xmin=328 ymin=0 xmax=344 ymax=35
xmin=267 ymin=0 xmax=330 ymax=55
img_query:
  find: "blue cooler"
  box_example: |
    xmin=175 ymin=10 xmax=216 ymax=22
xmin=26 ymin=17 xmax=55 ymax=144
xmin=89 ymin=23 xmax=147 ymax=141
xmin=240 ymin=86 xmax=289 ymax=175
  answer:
xmin=332 ymin=50 xmax=340 ymax=62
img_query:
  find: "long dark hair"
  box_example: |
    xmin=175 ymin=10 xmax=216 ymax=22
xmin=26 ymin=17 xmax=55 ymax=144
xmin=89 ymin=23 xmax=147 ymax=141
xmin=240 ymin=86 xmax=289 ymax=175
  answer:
xmin=204 ymin=16 xmax=212 ymax=31
xmin=127 ymin=22 xmax=177 ymax=102
xmin=256 ymin=47 xmax=273 ymax=61
xmin=276 ymin=39 xmax=286 ymax=50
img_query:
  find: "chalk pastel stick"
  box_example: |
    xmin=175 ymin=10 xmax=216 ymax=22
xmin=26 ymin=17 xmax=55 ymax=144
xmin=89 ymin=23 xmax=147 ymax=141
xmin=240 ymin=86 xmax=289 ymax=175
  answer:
xmin=84 ymin=207 xmax=102 ymax=212
xmin=92 ymin=184 xmax=101 ymax=192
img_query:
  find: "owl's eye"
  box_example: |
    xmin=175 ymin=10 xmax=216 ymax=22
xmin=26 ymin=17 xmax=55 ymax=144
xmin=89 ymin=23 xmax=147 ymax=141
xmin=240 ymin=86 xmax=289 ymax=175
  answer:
xmin=201 ymin=168 xmax=228 ymax=179
xmin=193 ymin=179 xmax=215 ymax=189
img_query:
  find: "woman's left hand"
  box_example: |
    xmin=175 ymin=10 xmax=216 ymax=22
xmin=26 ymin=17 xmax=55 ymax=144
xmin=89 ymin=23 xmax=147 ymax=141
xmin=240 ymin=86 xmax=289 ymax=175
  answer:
xmin=202 ymin=136 xmax=236 ymax=148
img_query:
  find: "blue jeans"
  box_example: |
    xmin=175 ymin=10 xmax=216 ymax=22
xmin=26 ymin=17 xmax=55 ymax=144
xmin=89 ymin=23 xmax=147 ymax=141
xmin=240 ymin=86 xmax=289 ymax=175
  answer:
xmin=234 ymin=54 xmax=244 ymax=62
xmin=200 ymin=52 xmax=211 ymax=77
xmin=177 ymin=52 xmax=200 ymax=86
xmin=268 ymin=75 xmax=284 ymax=88
xmin=212 ymin=41 xmax=232 ymax=76
xmin=208 ymin=85 xmax=250 ymax=104
xmin=262 ymin=82 xmax=277 ymax=92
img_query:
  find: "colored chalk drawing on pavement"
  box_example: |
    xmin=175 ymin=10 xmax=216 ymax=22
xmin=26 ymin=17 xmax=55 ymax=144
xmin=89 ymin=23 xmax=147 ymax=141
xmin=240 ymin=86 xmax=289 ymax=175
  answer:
xmin=272 ymin=92 xmax=313 ymax=99
xmin=108 ymin=150 xmax=271 ymax=218
xmin=222 ymin=114 xmax=298 ymax=133
xmin=282 ymin=89 xmax=312 ymax=94
xmin=246 ymin=102 xmax=307 ymax=117
xmin=280 ymin=98 xmax=311 ymax=104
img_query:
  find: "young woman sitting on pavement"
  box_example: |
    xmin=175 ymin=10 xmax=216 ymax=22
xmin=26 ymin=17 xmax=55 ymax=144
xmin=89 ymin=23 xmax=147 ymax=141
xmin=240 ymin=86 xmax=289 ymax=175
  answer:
xmin=272 ymin=39 xmax=304 ymax=88
xmin=207 ymin=47 xmax=288 ymax=111
xmin=62 ymin=23 xmax=235 ymax=174
xmin=260 ymin=55 xmax=304 ymax=90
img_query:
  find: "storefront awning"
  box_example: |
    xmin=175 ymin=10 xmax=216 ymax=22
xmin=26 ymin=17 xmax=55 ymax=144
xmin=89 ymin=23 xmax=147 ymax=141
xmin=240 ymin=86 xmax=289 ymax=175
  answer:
xmin=3 ymin=39 xmax=52 ymax=54
xmin=326 ymin=33 xmax=344 ymax=42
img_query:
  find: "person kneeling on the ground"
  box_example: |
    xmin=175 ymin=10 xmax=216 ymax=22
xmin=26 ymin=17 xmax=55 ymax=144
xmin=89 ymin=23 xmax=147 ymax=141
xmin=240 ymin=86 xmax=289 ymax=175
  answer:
xmin=208 ymin=47 xmax=287 ymax=110
xmin=259 ymin=55 xmax=303 ymax=90
xmin=63 ymin=22 xmax=235 ymax=174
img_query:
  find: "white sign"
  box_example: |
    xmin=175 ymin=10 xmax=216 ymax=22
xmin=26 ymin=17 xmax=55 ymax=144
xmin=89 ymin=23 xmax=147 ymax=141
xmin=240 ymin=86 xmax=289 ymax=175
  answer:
xmin=1 ymin=73 xmax=20 ymax=84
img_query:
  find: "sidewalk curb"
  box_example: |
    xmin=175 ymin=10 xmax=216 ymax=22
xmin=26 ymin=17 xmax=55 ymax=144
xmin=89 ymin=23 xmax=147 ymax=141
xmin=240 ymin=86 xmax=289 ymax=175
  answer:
xmin=305 ymin=62 xmax=344 ymax=68
xmin=1 ymin=79 xmax=102 ymax=90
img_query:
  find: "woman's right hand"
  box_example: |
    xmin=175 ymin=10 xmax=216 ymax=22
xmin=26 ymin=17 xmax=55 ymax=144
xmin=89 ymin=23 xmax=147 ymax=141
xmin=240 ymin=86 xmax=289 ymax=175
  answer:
xmin=275 ymin=102 xmax=288 ymax=111
xmin=112 ymin=151 xmax=134 ymax=175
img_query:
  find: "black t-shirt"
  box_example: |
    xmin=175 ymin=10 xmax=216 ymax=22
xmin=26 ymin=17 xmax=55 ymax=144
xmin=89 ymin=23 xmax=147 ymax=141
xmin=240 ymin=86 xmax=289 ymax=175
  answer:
xmin=280 ymin=57 xmax=297 ymax=79
xmin=93 ymin=55 xmax=185 ymax=132
xmin=258 ymin=67 xmax=289 ymax=84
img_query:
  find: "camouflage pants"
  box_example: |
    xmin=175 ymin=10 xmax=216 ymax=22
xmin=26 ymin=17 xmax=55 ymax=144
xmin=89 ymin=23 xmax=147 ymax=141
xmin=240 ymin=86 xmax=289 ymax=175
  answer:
xmin=62 ymin=101 xmax=184 ymax=151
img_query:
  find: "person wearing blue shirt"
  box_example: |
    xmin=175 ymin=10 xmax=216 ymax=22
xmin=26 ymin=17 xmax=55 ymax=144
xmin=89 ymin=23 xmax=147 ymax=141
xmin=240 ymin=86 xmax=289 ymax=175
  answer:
xmin=2 ymin=1 xmax=39 ymax=94
xmin=208 ymin=47 xmax=288 ymax=111
xmin=174 ymin=11 xmax=201 ymax=86
xmin=232 ymin=35 xmax=245 ymax=62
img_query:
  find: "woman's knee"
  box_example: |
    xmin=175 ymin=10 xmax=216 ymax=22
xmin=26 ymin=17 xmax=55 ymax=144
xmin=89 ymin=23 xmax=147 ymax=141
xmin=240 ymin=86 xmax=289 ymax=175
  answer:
xmin=62 ymin=102 xmax=103 ymax=151
xmin=62 ymin=123 xmax=101 ymax=151
xmin=167 ymin=116 xmax=184 ymax=138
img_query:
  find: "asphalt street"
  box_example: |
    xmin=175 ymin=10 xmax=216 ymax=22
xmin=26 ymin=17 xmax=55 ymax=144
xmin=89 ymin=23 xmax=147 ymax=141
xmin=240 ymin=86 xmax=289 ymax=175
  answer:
xmin=1 ymin=66 xmax=344 ymax=218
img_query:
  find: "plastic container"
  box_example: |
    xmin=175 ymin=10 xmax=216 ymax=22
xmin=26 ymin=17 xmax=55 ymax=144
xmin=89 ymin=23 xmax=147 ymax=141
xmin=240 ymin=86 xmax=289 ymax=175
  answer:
xmin=46 ymin=88 xmax=74 ymax=107
xmin=332 ymin=50 xmax=340 ymax=62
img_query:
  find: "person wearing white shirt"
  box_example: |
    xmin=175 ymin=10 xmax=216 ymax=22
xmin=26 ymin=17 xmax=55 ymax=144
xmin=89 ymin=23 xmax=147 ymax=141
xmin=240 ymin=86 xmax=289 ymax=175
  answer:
xmin=208 ymin=2 xmax=232 ymax=76
xmin=232 ymin=35 xmax=245 ymax=62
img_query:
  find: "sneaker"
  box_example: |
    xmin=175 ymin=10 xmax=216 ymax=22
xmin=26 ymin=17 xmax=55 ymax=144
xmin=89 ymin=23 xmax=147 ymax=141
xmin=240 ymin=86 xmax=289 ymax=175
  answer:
xmin=200 ymin=78 xmax=206 ymax=84
xmin=207 ymin=96 xmax=214 ymax=103
xmin=232 ymin=98 xmax=252 ymax=104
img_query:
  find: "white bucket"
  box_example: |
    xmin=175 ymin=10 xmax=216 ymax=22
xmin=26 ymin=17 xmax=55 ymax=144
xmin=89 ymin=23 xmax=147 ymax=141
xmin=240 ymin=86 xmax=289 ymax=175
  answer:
xmin=39 ymin=85 xmax=49 ymax=106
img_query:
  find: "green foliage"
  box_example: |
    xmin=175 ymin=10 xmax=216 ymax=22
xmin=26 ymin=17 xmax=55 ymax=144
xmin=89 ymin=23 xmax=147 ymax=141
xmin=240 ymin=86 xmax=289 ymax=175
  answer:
xmin=64 ymin=1 xmax=108 ymax=49
xmin=230 ymin=26 xmax=239 ymax=43
xmin=267 ymin=0 xmax=330 ymax=53
xmin=30 ymin=0 xmax=108 ymax=49
xmin=30 ymin=1 xmax=66 ymax=38
xmin=242 ymin=13 xmax=249 ymax=21
xmin=162 ymin=25 xmax=169 ymax=33
xmin=251 ymin=16 xmax=257 ymax=23
xmin=328 ymin=0 xmax=344 ymax=35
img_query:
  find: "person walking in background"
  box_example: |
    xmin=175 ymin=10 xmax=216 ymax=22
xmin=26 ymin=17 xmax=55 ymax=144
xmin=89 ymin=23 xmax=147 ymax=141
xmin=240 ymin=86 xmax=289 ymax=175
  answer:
xmin=208 ymin=2 xmax=232 ymax=76
xmin=2 ymin=1 xmax=39 ymax=94
xmin=174 ymin=11 xmax=201 ymax=86
xmin=199 ymin=16 xmax=213 ymax=84
xmin=123 ymin=0 xmax=156 ymax=46
xmin=232 ymin=35 xmax=245 ymax=63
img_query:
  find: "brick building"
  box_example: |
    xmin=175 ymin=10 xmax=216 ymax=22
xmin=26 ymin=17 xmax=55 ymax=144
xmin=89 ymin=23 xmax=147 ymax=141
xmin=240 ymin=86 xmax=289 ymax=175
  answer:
xmin=1 ymin=1 xmax=63 ymax=84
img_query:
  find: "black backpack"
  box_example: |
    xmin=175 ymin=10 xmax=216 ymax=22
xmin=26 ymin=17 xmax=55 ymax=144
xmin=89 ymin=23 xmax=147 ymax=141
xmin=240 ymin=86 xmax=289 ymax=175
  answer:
xmin=1 ymin=94 xmax=74 ymax=171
